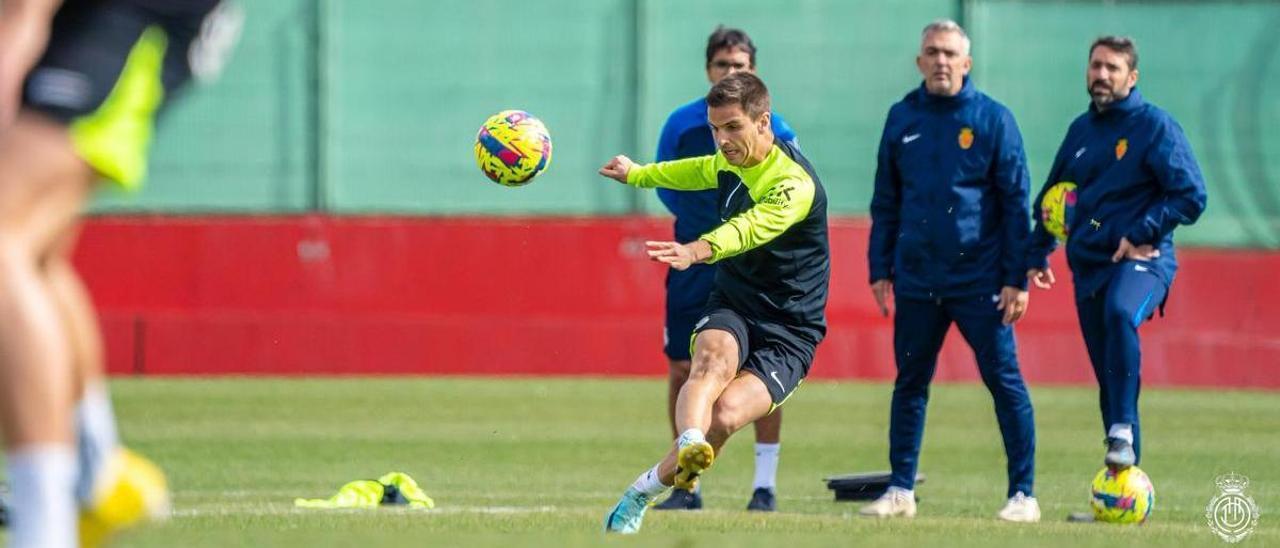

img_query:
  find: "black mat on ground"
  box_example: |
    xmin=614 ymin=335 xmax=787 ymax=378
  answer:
xmin=824 ymin=471 xmax=926 ymax=501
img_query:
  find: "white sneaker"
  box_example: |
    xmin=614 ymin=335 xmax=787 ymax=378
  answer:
xmin=997 ymin=491 xmax=1041 ymax=523
xmin=858 ymin=488 xmax=916 ymax=518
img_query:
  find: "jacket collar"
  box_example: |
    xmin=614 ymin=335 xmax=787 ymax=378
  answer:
xmin=914 ymin=76 xmax=976 ymax=108
xmin=1089 ymin=87 xmax=1144 ymax=118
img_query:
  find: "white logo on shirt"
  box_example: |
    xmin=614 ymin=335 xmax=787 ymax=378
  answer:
xmin=1074 ymin=147 xmax=1087 ymax=159
xmin=903 ymin=133 xmax=922 ymax=144
xmin=721 ymin=182 xmax=743 ymax=221
xmin=694 ymin=316 xmax=710 ymax=330
xmin=1135 ymin=264 xmax=1149 ymax=272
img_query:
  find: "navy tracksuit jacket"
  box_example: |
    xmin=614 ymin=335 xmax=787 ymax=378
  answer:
xmin=869 ymin=78 xmax=1035 ymax=496
xmin=1027 ymin=88 xmax=1207 ymax=462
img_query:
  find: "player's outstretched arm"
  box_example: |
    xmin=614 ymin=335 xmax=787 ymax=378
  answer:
xmin=601 ymin=154 xmax=718 ymax=190
xmin=598 ymin=155 xmax=635 ymax=183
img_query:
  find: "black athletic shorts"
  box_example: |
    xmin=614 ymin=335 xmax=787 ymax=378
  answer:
xmin=22 ymin=0 xmax=240 ymax=188
xmin=691 ymin=305 xmax=820 ymax=410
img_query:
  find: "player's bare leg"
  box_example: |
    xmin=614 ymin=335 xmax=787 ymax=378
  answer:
xmin=706 ymin=373 xmax=774 ymax=449
xmin=653 ymin=358 xmax=703 ymax=510
xmin=0 ymin=112 xmax=96 ymax=548
xmin=754 ymin=409 xmax=781 ymax=443
xmin=45 ymin=226 xmax=166 ymax=540
xmin=667 ymin=329 xmax=739 ymax=489
xmin=44 ymin=143 xmax=169 ymax=547
xmin=654 ymin=364 xmax=774 ymax=485
xmin=674 ymin=330 xmax=739 ymax=435
xmin=0 ymin=111 xmax=168 ymax=547
xmin=44 ymin=227 xmax=100 ymax=408
xmin=605 ymin=330 xmax=741 ymax=533
xmin=666 ymin=359 xmax=691 ymax=439
xmin=46 ymin=224 xmax=119 ymax=499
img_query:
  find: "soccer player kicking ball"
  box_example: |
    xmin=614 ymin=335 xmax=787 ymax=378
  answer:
xmin=597 ymin=72 xmax=830 ymax=534
xmin=1026 ymin=36 xmax=1206 ymax=472
xmin=650 ymin=25 xmax=799 ymax=513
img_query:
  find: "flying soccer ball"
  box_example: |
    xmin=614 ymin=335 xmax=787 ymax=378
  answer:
xmin=1090 ymin=465 xmax=1155 ymax=524
xmin=474 ymin=110 xmax=553 ymax=186
xmin=1040 ymin=181 xmax=1077 ymax=241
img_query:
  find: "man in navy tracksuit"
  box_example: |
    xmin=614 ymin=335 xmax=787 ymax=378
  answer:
xmin=863 ymin=20 xmax=1039 ymax=522
xmin=650 ymin=26 xmax=798 ymax=512
xmin=1026 ymin=36 xmax=1207 ymax=470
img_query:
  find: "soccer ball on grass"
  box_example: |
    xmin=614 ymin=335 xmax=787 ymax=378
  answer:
xmin=1090 ymin=465 xmax=1155 ymax=524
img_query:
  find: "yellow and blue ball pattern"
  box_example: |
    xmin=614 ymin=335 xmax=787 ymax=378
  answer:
xmin=1040 ymin=181 xmax=1077 ymax=241
xmin=474 ymin=110 xmax=553 ymax=187
xmin=1090 ymin=465 xmax=1155 ymax=524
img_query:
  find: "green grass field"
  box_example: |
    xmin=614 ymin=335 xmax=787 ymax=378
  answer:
xmin=5 ymin=376 xmax=1278 ymax=546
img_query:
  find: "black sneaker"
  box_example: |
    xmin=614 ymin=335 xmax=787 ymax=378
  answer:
xmin=746 ymin=487 xmax=776 ymax=512
xmin=1104 ymin=437 xmax=1135 ymax=468
xmin=653 ymin=488 xmax=702 ymax=511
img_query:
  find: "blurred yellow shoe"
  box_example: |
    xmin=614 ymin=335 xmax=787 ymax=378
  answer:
xmin=79 ymin=448 xmax=170 ymax=548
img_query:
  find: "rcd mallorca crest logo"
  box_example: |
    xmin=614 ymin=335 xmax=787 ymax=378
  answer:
xmin=958 ymin=127 xmax=974 ymax=150
xmin=1205 ymin=472 xmax=1259 ymax=543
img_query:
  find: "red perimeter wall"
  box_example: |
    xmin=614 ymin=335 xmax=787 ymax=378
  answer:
xmin=75 ymin=216 xmax=1280 ymax=389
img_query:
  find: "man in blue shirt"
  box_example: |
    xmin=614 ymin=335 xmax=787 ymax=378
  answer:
xmin=863 ymin=20 xmax=1039 ymax=522
xmin=1026 ymin=36 xmax=1207 ymax=472
xmin=650 ymin=26 xmax=797 ymax=513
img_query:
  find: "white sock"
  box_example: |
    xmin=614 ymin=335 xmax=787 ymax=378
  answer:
xmin=1108 ymin=423 xmax=1134 ymax=444
xmin=630 ymin=465 xmax=670 ymax=498
xmin=752 ymin=443 xmax=780 ymax=490
xmin=676 ymin=428 xmax=705 ymax=448
xmin=7 ymin=446 xmax=78 ymax=548
xmin=886 ymin=485 xmax=914 ymax=498
xmin=75 ymin=383 xmax=121 ymax=504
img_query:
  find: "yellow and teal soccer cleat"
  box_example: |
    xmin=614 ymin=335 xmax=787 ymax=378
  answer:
xmin=673 ymin=440 xmax=715 ymax=491
xmin=79 ymin=448 xmax=171 ymax=548
xmin=604 ymin=487 xmax=652 ymax=534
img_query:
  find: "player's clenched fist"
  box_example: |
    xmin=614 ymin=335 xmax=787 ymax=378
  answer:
xmin=598 ymin=155 xmax=635 ymax=183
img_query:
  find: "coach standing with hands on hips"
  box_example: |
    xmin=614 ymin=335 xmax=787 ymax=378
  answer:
xmin=863 ymin=19 xmax=1039 ymax=522
xmin=1025 ymin=36 xmax=1207 ymax=472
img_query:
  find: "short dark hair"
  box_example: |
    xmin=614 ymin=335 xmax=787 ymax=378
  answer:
xmin=706 ymin=72 xmax=771 ymax=119
xmin=705 ymin=25 xmax=757 ymax=68
xmin=1090 ymin=35 xmax=1139 ymax=70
